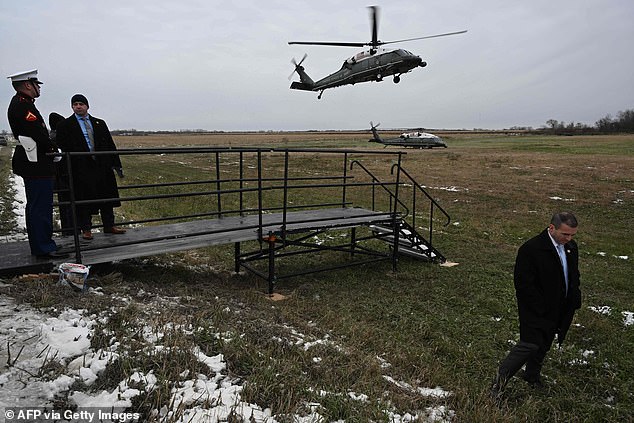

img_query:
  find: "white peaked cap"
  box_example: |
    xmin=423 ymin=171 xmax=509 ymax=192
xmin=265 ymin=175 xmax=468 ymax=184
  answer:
xmin=7 ymin=69 xmax=42 ymax=84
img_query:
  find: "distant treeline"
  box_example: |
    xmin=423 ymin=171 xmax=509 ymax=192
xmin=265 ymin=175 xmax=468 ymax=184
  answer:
xmin=77 ymin=108 xmax=634 ymax=137
xmin=535 ymin=108 xmax=634 ymax=135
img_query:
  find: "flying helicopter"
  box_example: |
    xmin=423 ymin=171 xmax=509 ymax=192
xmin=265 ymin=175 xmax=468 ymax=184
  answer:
xmin=369 ymin=122 xmax=447 ymax=149
xmin=288 ymin=6 xmax=466 ymax=99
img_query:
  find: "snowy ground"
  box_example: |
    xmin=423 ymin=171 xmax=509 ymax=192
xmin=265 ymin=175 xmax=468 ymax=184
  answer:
xmin=0 ymin=283 xmax=459 ymax=423
xmin=1 ymin=281 xmax=632 ymax=423
xmin=3 ymin=171 xmax=27 ymax=243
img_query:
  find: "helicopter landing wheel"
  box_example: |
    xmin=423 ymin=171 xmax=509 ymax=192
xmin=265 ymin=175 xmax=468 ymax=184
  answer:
xmin=376 ymin=74 xmax=383 ymax=82
xmin=393 ymin=75 xmax=401 ymax=83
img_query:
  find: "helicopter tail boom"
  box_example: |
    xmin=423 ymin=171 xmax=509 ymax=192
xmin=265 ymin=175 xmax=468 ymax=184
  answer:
xmin=290 ymin=81 xmax=314 ymax=91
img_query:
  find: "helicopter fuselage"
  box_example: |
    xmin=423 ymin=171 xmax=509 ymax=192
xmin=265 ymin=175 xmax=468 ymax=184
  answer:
xmin=290 ymin=48 xmax=426 ymax=95
xmin=369 ymin=123 xmax=447 ymax=148
xmin=288 ymin=6 xmax=465 ymax=98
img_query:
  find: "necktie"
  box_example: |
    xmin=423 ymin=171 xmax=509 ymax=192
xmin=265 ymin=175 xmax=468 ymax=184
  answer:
xmin=557 ymin=244 xmax=569 ymax=295
xmin=83 ymin=116 xmax=94 ymax=151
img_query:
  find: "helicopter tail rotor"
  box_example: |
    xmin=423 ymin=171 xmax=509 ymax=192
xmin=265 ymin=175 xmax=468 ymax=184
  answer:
xmin=288 ymin=53 xmax=308 ymax=80
xmin=289 ymin=53 xmax=315 ymax=91
xmin=369 ymin=121 xmax=382 ymax=142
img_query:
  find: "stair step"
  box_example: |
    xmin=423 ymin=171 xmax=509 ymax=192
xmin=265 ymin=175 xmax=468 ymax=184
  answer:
xmin=369 ymin=225 xmax=437 ymax=260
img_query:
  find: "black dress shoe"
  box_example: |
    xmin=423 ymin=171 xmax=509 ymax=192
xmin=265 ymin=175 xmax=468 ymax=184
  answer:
xmin=36 ymin=251 xmax=69 ymax=260
xmin=522 ymin=373 xmax=546 ymax=390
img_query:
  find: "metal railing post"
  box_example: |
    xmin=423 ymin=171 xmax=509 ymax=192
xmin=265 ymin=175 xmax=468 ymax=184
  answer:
xmin=239 ymin=152 xmax=244 ymax=216
xmin=391 ymin=154 xmax=403 ymax=272
xmin=65 ymin=151 xmax=82 ymax=263
xmin=215 ymin=151 xmax=222 ymax=217
xmin=282 ymin=151 xmax=289 ymax=240
xmin=341 ymin=152 xmax=348 ymax=208
xmin=257 ymin=150 xmax=263 ymax=244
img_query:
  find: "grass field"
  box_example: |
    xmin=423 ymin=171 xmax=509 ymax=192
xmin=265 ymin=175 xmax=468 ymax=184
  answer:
xmin=1 ymin=132 xmax=632 ymax=422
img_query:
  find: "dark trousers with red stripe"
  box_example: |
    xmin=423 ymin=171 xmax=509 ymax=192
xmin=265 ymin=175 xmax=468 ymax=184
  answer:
xmin=24 ymin=177 xmax=57 ymax=256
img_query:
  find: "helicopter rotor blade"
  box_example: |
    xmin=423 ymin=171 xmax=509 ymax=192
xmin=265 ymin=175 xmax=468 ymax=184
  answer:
xmin=369 ymin=6 xmax=379 ymax=48
xmin=379 ymin=30 xmax=467 ymax=46
xmin=288 ymin=41 xmax=366 ymax=47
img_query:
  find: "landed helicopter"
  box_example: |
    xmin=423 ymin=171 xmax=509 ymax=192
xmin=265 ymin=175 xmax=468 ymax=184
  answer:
xmin=288 ymin=6 xmax=466 ymax=99
xmin=369 ymin=122 xmax=447 ymax=149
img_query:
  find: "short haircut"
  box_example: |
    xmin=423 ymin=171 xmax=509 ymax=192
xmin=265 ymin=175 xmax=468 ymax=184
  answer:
xmin=12 ymin=81 xmax=27 ymax=91
xmin=551 ymin=212 xmax=578 ymax=229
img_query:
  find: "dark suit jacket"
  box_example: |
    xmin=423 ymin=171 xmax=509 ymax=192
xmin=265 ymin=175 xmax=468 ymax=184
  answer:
xmin=514 ymin=229 xmax=581 ymax=346
xmin=8 ymin=93 xmax=56 ymax=177
xmin=56 ymin=114 xmax=122 ymax=209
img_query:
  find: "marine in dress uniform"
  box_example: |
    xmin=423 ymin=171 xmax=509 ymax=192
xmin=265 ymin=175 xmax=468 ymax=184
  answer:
xmin=7 ymin=69 xmax=67 ymax=258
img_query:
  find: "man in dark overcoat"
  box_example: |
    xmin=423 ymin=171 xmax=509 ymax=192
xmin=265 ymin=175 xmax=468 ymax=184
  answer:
xmin=55 ymin=94 xmax=126 ymax=240
xmin=492 ymin=212 xmax=581 ymax=398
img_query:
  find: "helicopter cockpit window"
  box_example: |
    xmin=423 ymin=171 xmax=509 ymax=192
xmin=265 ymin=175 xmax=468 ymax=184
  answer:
xmin=341 ymin=57 xmax=356 ymax=70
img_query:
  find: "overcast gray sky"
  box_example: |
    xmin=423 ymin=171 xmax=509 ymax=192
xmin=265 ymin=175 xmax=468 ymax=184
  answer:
xmin=1 ymin=0 xmax=632 ymax=131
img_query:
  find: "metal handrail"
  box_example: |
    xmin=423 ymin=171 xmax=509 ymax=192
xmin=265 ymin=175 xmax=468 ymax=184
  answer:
xmin=390 ymin=163 xmax=451 ymax=247
xmin=51 ymin=148 xmax=407 ymax=264
xmin=349 ymin=160 xmax=410 ymax=218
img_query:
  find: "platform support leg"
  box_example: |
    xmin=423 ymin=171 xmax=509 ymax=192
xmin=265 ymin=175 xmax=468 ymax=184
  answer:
xmin=392 ymin=221 xmax=399 ymax=273
xmin=350 ymin=227 xmax=356 ymax=258
xmin=267 ymin=235 xmax=276 ymax=295
xmin=234 ymin=242 xmax=240 ymax=273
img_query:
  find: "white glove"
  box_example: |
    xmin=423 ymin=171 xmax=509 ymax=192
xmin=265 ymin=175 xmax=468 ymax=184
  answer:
xmin=18 ymin=136 xmax=37 ymax=162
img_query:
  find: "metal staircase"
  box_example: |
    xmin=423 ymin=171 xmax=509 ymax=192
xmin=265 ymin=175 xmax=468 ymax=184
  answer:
xmin=349 ymin=160 xmax=451 ymax=265
xmin=370 ymin=219 xmax=446 ymax=263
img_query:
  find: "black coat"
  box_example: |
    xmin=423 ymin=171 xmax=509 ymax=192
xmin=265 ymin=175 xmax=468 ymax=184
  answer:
xmin=514 ymin=229 xmax=581 ymax=346
xmin=55 ymin=114 xmax=122 ymax=209
xmin=8 ymin=93 xmax=57 ymax=177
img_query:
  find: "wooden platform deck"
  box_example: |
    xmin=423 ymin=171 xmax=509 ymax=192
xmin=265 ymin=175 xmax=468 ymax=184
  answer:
xmin=0 ymin=208 xmax=394 ymax=277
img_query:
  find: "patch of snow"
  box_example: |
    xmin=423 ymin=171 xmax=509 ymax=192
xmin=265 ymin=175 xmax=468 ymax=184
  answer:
xmin=549 ymin=196 xmax=575 ymax=202
xmin=0 ymin=291 xmax=452 ymax=422
xmin=589 ymin=306 xmax=611 ymax=315
xmin=382 ymin=375 xmax=452 ymax=399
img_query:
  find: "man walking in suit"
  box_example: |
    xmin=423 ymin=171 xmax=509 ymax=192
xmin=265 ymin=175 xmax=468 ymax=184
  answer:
xmin=56 ymin=94 xmax=126 ymax=240
xmin=491 ymin=212 xmax=581 ymax=398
